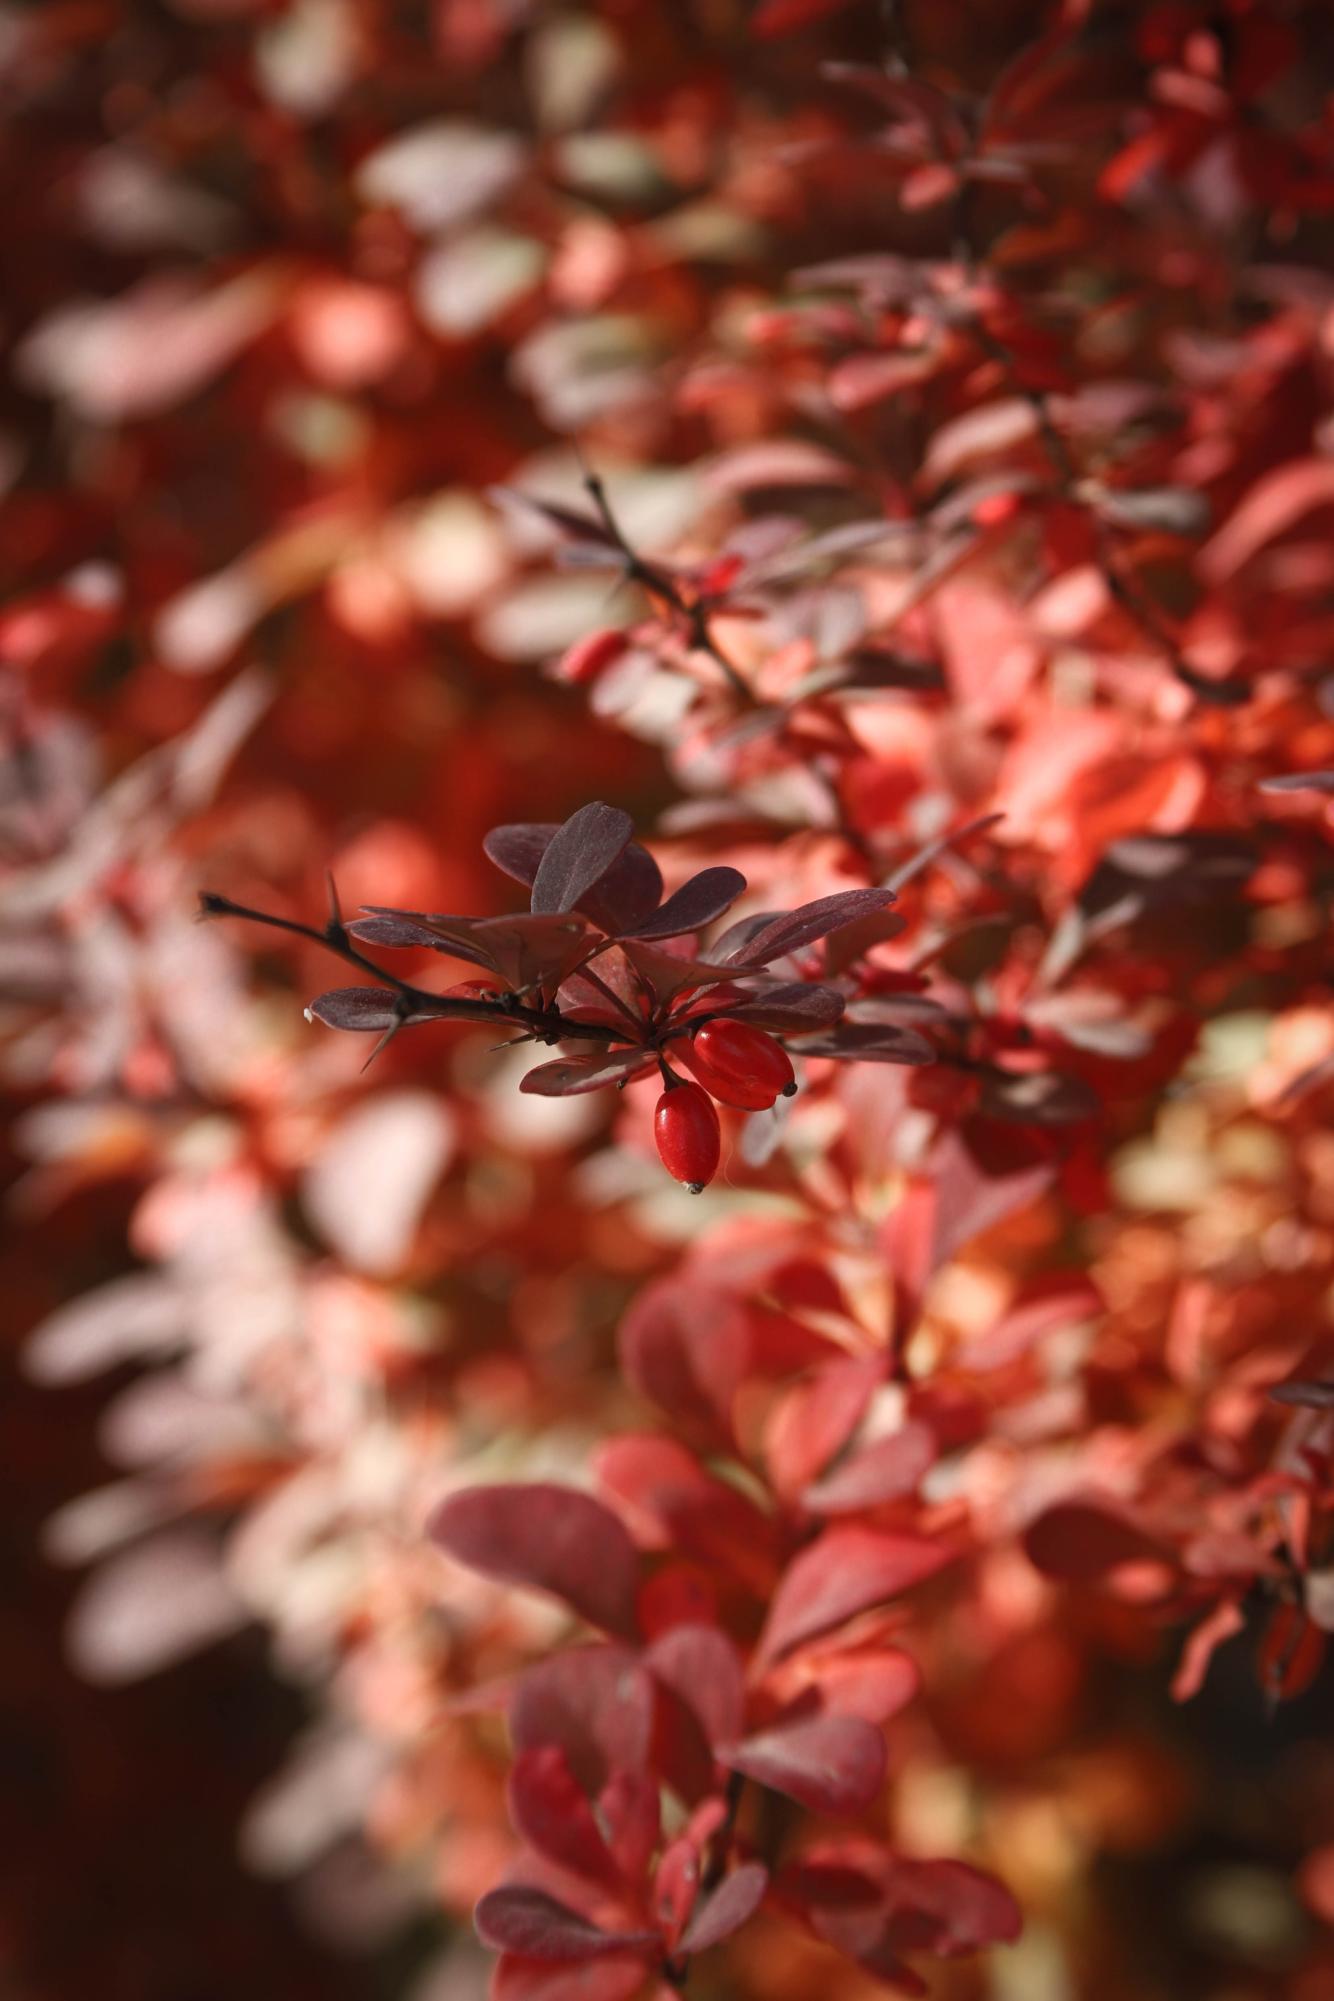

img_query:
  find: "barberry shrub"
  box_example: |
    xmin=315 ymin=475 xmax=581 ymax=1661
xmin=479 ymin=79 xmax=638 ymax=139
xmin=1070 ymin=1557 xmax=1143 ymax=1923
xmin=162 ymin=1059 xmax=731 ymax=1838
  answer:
xmin=7 ymin=0 xmax=1334 ymax=1999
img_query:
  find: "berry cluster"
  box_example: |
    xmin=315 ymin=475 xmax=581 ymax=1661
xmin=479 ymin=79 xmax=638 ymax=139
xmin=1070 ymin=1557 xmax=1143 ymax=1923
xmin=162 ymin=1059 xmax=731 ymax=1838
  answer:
xmin=202 ymin=800 xmax=930 ymax=1196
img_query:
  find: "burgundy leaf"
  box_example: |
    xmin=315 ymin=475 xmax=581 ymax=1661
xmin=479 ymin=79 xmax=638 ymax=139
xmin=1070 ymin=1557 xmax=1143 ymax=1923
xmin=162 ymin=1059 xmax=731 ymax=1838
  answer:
xmin=677 ymin=1862 xmax=769 ymax=1954
xmin=618 ymin=1278 xmax=751 ymax=1445
xmin=803 ymin=1422 xmax=937 ymax=1514
xmin=619 ymin=941 xmax=741 ymax=1004
xmin=582 ymin=842 xmax=665 ymax=933
xmin=350 ymin=909 xmax=476 ymax=951
xmin=485 ymin=822 xmax=561 ymax=885
xmin=597 ymin=1434 xmax=779 ymax=1595
xmin=710 ymin=910 xmax=781 ymax=960
xmin=486 ymin=818 xmax=662 ymax=931
xmin=429 ymin=1484 xmax=639 ymax=1638
xmin=511 ymin=1647 xmax=655 ymax=1795
xmin=792 ymin=1022 xmax=935 ymax=1065
xmin=1023 ymin=1499 xmax=1171 ymax=1582
xmin=757 ymin=1527 xmax=954 ymax=1666
xmin=728 ymin=889 xmax=897 ymax=967
xmin=531 ymin=802 xmax=634 ymax=916
xmin=618 ymin=867 xmax=747 ymax=940
xmin=508 ymin=1746 xmax=623 ymax=1889
xmin=644 ymin=1623 xmax=747 ymax=1749
xmin=722 ymin=1714 xmax=887 ymax=1816
xmin=474 ymin=1888 xmax=657 ymax=1962
xmin=305 ymin=987 xmax=411 ymax=1032
xmin=521 ymin=1050 xmax=654 ymax=1096
xmin=882 ymin=1857 xmax=1023 ymax=1956
xmin=722 ymin=983 xmax=847 ymax=1032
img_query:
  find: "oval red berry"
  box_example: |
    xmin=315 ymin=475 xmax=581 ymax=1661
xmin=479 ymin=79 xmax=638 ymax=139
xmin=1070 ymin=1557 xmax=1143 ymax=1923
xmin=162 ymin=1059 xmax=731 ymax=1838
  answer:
xmin=681 ymin=1019 xmax=795 ymax=1110
xmin=654 ymin=1082 xmax=721 ymax=1191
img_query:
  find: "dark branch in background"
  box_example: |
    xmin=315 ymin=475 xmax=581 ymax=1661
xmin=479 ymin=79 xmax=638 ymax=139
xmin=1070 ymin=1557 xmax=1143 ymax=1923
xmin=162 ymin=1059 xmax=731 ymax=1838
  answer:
xmin=967 ymin=315 xmax=1245 ymax=706
xmin=196 ymin=892 xmax=630 ymax=1046
xmin=577 ymin=462 xmax=756 ymax=705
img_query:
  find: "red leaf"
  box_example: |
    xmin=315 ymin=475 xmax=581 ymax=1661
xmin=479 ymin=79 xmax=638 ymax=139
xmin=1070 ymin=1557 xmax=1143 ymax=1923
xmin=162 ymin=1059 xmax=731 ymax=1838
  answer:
xmin=596 ymin=1434 xmax=779 ymax=1594
xmin=757 ymin=1527 xmax=955 ymax=1665
xmin=508 ymin=1747 xmax=622 ymax=1888
xmin=677 ymin=1861 xmax=768 ymax=1953
xmin=474 ymin=1888 xmax=657 ymax=1962
xmin=765 ymin=1357 xmax=886 ymax=1501
xmin=429 ymin=1484 xmax=640 ymax=1638
xmin=803 ymin=1422 xmax=937 ymax=1514
xmin=723 ymin=1714 xmax=887 ymax=1816
xmin=618 ymin=1280 xmax=751 ymax=1444
xmin=883 ymin=1857 xmax=1023 ymax=1955
xmin=511 ymin=1647 xmax=655 ymax=1795
xmin=787 ymin=1647 xmax=922 ymax=1725
xmin=644 ymin=1623 xmax=746 ymax=1749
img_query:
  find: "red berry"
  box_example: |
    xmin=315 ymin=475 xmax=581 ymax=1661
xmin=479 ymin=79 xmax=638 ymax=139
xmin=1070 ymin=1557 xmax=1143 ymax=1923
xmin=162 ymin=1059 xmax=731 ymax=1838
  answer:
xmin=654 ymin=1082 xmax=721 ymax=1192
xmin=679 ymin=1019 xmax=795 ymax=1111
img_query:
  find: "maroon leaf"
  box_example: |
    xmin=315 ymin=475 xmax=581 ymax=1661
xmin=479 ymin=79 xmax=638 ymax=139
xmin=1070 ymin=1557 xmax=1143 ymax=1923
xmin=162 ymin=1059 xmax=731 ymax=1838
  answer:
xmin=511 ymin=1646 xmax=655 ymax=1795
xmin=757 ymin=1527 xmax=954 ymax=1665
xmin=486 ymin=818 xmax=662 ymax=932
xmin=882 ymin=1857 xmax=1023 ymax=1956
xmin=728 ymin=889 xmax=897 ymax=967
xmin=644 ymin=1623 xmax=747 ymax=1749
xmin=485 ymin=822 xmax=561 ymax=885
xmin=474 ymin=1888 xmax=657 ymax=1962
xmin=793 ymin=1022 xmax=935 ymax=1065
xmin=531 ymin=802 xmax=635 ymax=916
xmin=618 ymin=1279 xmax=751 ymax=1445
xmin=618 ymin=942 xmax=741 ymax=1004
xmin=508 ymin=1746 xmax=623 ymax=1889
xmin=521 ymin=1049 xmax=655 ymax=1096
xmin=722 ymin=983 xmax=847 ymax=1032
xmin=429 ymin=1484 xmax=639 ymax=1637
xmin=597 ymin=1434 xmax=779 ymax=1595
xmin=803 ymin=1422 xmax=937 ymax=1514
xmin=618 ymin=867 xmax=747 ymax=940
xmin=305 ymin=987 xmax=411 ymax=1031
xmin=677 ymin=1862 xmax=769 ymax=1954
xmin=349 ymin=908 xmax=484 ymax=953
xmin=1023 ymin=1499 xmax=1171 ymax=1582
xmin=722 ymin=1714 xmax=887 ymax=1816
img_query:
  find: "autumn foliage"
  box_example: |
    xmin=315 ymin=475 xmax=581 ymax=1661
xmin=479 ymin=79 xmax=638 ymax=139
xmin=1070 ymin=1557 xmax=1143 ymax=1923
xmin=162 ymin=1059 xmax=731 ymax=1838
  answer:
xmin=5 ymin=2 xmax=1334 ymax=2000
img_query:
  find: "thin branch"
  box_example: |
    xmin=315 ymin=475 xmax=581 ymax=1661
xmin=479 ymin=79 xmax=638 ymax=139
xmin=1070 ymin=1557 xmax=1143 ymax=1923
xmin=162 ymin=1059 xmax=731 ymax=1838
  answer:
xmin=198 ymin=892 xmax=635 ymax=1046
xmin=579 ymin=465 xmax=756 ymax=704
